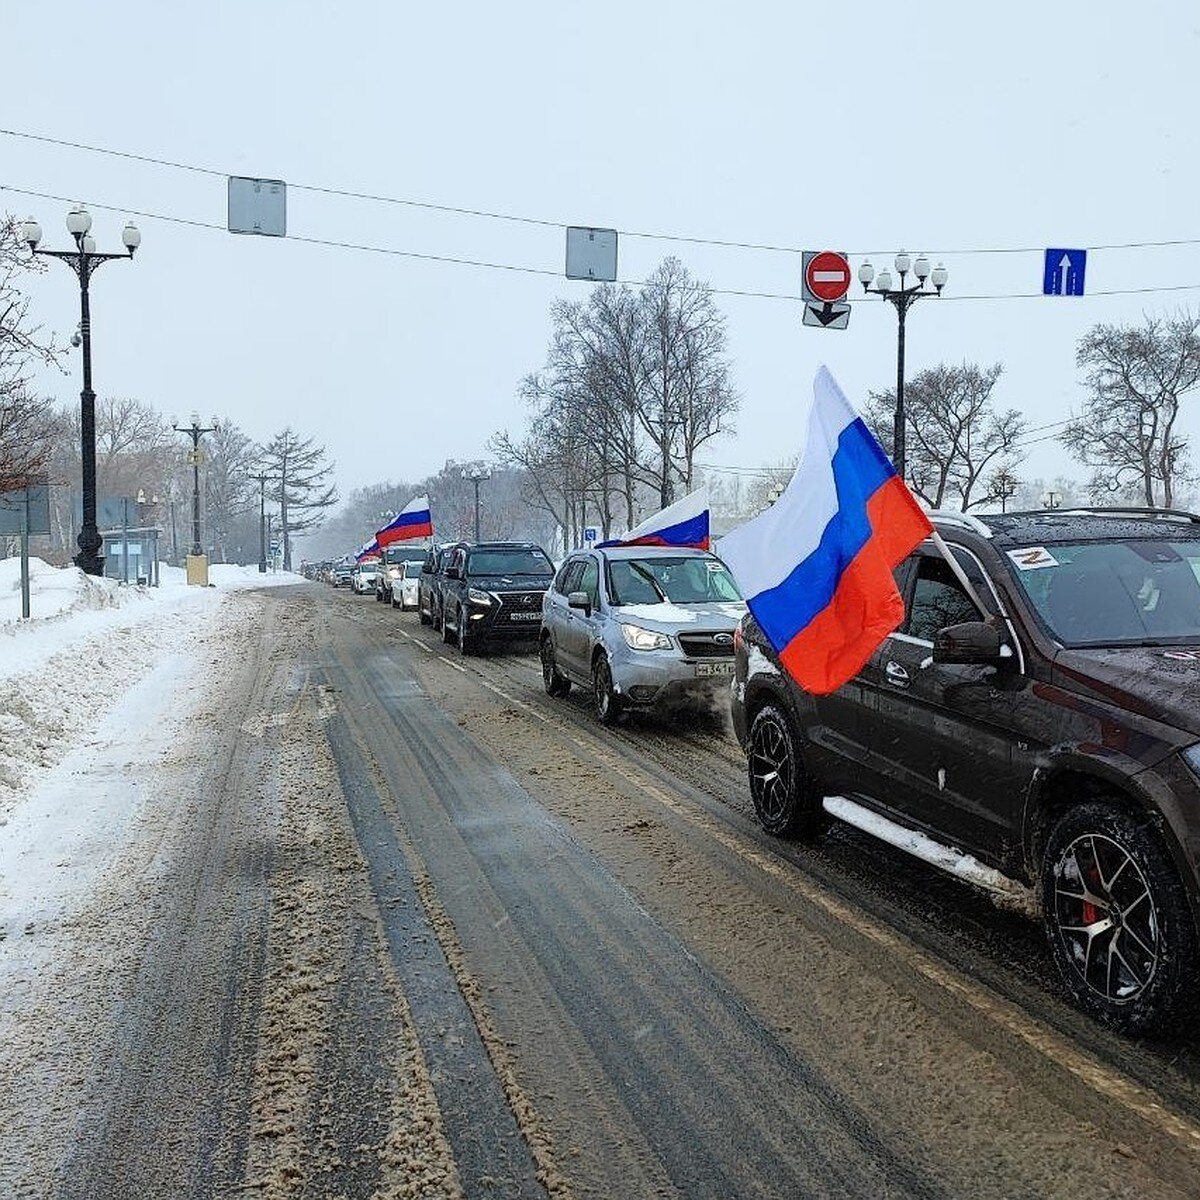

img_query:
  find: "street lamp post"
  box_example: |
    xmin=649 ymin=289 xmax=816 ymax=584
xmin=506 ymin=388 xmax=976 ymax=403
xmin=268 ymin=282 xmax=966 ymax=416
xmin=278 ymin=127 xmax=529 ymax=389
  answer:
xmin=1042 ymin=490 xmax=1062 ymax=511
xmin=21 ymin=207 xmax=140 ymax=576
xmin=173 ymin=417 xmax=216 ymax=579
xmin=857 ymin=251 xmax=948 ymax=482
xmin=250 ymin=473 xmax=276 ymax=573
xmin=462 ymin=465 xmax=492 ymax=542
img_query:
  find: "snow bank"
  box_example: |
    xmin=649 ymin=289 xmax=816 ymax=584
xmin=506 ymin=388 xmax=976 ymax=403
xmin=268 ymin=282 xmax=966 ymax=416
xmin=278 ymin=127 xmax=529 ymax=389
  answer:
xmin=0 ymin=556 xmax=302 ymax=813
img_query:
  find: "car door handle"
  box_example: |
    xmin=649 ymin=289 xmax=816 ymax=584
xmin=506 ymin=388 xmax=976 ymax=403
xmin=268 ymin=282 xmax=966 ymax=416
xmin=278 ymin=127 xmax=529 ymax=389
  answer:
xmin=885 ymin=661 xmax=910 ymax=687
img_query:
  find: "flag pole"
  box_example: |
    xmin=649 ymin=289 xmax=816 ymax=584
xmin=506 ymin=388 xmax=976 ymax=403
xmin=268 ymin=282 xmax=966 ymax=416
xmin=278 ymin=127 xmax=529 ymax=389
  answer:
xmin=928 ymin=529 xmax=992 ymax=615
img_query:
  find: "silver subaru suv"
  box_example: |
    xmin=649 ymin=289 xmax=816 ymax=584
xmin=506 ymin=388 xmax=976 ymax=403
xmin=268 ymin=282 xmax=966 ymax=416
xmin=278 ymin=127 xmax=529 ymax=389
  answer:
xmin=539 ymin=545 xmax=748 ymax=723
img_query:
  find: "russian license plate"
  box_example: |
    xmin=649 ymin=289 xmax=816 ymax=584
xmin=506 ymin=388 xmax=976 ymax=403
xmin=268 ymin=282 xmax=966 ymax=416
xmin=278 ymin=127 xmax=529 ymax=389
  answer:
xmin=695 ymin=661 xmax=734 ymax=677
xmin=509 ymin=611 xmax=541 ymax=622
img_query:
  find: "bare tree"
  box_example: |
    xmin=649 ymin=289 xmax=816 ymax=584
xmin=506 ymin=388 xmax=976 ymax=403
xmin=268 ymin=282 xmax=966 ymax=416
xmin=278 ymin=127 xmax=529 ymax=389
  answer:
xmin=866 ymin=362 xmax=1025 ymax=510
xmin=0 ymin=216 xmax=61 ymax=493
xmin=260 ymin=428 xmax=338 ymax=570
xmin=1061 ymin=310 xmax=1200 ymax=507
xmin=203 ymin=419 xmax=259 ymax=562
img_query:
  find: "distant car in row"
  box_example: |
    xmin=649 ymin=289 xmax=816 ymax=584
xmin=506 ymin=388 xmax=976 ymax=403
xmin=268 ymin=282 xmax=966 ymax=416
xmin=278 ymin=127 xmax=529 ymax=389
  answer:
xmin=539 ymin=545 xmax=747 ymax=723
xmin=377 ymin=545 xmax=428 ymax=609
xmin=440 ymin=541 xmax=556 ymax=654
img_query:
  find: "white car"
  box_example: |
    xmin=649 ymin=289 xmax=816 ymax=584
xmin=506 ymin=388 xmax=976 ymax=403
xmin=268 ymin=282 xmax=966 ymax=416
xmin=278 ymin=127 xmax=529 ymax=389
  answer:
xmin=351 ymin=564 xmax=379 ymax=594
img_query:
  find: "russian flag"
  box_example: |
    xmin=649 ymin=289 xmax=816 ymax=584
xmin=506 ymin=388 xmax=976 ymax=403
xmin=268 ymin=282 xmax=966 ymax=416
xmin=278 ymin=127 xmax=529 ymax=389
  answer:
xmin=719 ymin=367 xmax=932 ymax=695
xmin=377 ymin=494 xmax=433 ymax=546
xmin=598 ymin=489 xmax=710 ymax=551
xmin=356 ymin=537 xmax=381 ymax=563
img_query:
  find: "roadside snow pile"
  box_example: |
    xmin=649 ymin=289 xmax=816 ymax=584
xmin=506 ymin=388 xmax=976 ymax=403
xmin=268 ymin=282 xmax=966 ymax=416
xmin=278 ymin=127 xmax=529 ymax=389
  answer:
xmin=0 ymin=557 xmax=301 ymax=813
xmin=0 ymin=558 xmax=125 ymax=626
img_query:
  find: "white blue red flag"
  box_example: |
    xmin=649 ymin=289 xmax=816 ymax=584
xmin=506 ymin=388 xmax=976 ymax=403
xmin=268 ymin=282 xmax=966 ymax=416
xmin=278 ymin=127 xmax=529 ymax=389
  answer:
xmin=356 ymin=537 xmax=381 ymax=563
xmin=598 ymin=489 xmax=710 ymax=551
xmin=377 ymin=494 xmax=433 ymax=546
xmin=719 ymin=367 xmax=932 ymax=695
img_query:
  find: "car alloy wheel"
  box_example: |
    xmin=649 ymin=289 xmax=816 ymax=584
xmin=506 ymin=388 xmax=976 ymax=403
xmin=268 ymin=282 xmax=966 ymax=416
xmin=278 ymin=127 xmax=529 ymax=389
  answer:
xmin=592 ymin=654 xmax=622 ymax=725
xmin=541 ymin=636 xmax=571 ymax=698
xmin=746 ymin=704 xmax=820 ymax=837
xmin=1042 ymin=801 xmax=1197 ymax=1033
xmin=440 ymin=604 xmax=454 ymax=644
xmin=457 ymin=606 xmax=472 ymax=655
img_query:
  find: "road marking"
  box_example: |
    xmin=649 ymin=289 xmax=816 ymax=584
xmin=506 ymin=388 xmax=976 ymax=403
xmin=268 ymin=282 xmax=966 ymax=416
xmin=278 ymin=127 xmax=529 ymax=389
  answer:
xmin=461 ymin=669 xmax=1200 ymax=1156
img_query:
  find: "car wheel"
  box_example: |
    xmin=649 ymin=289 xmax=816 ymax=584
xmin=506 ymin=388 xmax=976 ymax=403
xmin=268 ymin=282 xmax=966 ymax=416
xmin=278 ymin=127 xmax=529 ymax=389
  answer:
xmin=746 ymin=704 xmax=821 ymax=837
xmin=540 ymin=636 xmax=571 ymax=698
xmin=592 ymin=654 xmax=622 ymax=725
xmin=457 ymin=606 xmax=473 ymax=655
xmin=1042 ymin=801 xmax=1198 ymax=1033
xmin=419 ymin=604 xmax=431 ymax=626
xmin=441 ymin=603 xmax=455 ymax=644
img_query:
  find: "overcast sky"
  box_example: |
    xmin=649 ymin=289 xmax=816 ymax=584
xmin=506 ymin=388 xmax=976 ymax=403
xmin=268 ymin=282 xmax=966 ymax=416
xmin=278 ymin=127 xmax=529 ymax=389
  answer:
xmin=7 ymin=1 xmax=1200 ymax=509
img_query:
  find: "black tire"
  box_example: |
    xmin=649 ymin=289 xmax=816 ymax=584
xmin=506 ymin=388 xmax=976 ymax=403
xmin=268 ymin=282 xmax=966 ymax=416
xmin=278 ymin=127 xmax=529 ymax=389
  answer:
xmin=746 ymin=704 xmax=821 ymax=837
xmin=457 ymin=606 xmax=473 ymax=655
xmin=592 ymin=654 xmax=622 ymax=725
xmin=440 ymin=603 xmax=454 ymax=644
xmin=1042 ymin=801 xmax=1198 ymax=1034
xmin=540 ymin=636 xmax=571 ymax=698
xmin=419 ymin=595 xmax=432 ymax=625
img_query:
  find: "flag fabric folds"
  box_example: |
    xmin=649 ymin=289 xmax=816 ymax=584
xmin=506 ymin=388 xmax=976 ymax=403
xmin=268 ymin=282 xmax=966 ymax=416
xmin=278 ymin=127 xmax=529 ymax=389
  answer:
xmin=355 ymin=537 xmax=381 ymax=563
xmin=377 ymin=494 xmax=433 ymax=546
xmin=597 ymin=489 xmax=710 ymax=551
xmin=719 ymin=367 xmax=932 ymax=695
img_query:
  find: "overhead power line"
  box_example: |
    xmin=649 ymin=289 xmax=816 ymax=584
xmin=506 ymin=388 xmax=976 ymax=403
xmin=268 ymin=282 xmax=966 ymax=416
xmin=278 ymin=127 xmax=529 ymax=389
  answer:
xmin=5 ymin=181 xmax=1200 ymax=305
xmin=5 ymin=126 xmax=1200 ymax=259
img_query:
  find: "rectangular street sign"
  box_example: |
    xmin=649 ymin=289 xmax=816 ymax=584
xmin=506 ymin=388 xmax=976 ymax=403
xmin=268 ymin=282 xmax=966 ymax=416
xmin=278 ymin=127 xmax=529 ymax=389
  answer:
xmin=0 ymin=478 xmax=50 ymax=536
xmin=802 ymin=301 xmax=851 ymax=330
xmin=566 ymin=227 xmax=618 ymax=281
xmin=228 ymin=176 xmax=287 ymax=237
xmin=1043 ymin=248 xmax=1087 ymax=296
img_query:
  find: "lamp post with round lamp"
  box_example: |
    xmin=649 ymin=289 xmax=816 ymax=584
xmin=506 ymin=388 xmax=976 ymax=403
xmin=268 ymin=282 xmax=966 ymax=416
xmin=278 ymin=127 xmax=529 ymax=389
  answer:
xmin=21 ymin=206 xmax=140 ymax=576
xmin=857 ymin=251 xmax=947 ymax=483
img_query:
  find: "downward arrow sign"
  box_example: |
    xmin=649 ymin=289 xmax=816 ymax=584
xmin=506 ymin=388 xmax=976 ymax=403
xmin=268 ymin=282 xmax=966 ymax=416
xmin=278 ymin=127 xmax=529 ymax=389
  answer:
xmin=813 ymin=303 xmax=843 ymax=326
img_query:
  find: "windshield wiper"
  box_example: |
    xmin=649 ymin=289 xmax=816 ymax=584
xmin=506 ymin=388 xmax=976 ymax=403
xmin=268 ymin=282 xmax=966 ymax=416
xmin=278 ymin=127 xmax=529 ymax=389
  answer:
xmin=628 ymin=561 xmax=670 ymax=602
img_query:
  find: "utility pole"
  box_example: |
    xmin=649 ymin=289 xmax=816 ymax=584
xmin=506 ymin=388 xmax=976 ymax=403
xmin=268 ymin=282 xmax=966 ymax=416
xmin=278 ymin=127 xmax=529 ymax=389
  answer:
xmin=249 ymin=473 xmax=276 ymax=574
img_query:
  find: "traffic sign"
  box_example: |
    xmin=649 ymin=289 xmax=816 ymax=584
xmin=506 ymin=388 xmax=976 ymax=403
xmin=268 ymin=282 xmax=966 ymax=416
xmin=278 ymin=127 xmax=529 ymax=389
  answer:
xmin=802 ymin=250 xmax=852 ymax=304
xmin=1043 ymin=248 xmax=1086 ymax=296
xmin=583 ymin=525 xmax=600 ymax=544
xmin=802 ymin=301 xmax=851 ymax=331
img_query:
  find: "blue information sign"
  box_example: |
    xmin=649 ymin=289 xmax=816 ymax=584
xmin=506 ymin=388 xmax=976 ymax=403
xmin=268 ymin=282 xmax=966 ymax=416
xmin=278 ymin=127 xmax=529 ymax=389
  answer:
xmin=1043 ymin=248 xmax=1087 ymax=296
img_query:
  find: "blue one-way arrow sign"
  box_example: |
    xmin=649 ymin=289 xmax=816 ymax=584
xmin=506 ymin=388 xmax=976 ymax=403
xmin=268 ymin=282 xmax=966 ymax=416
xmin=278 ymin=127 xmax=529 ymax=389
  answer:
xmin=1043 ymin=248 xmax=1087 ymax=296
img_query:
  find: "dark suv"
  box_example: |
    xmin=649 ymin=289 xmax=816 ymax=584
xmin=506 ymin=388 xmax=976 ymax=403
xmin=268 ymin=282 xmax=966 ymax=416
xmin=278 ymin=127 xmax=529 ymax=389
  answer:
xmin=418 ymin=542 xmax=465 ymax=629
xmin=440 ymin=541 xmax=555 ymax=653
xmin=731 ymin=508 xmax=1200 ymax=1033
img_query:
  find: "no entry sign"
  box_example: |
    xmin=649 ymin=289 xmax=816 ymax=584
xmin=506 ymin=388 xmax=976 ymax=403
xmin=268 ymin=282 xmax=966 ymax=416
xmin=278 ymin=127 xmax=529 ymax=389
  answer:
xmin=803 ymin=251 xmax=851 ymax=303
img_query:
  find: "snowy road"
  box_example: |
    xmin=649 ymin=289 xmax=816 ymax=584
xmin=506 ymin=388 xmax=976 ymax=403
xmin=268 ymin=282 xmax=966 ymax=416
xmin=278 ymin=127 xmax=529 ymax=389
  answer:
xmin=3 ymin=575 xmax=1200 ymax=1198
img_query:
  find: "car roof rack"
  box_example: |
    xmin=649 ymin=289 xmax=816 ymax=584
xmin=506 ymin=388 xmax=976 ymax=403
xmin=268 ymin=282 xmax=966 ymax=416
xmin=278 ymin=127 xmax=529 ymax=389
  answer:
xmin=927 ymin=510 xmax=994 ymax=538
xmin=1041 ymin=506 xmax=1200 ymax=524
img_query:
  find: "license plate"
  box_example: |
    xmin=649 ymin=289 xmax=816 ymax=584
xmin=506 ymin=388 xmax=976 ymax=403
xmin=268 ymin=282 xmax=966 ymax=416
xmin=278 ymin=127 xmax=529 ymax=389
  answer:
xmin=695 ymin=662 xmax=734 ymax=677
xmin=509 ymin=611 xmax=541 ymax=622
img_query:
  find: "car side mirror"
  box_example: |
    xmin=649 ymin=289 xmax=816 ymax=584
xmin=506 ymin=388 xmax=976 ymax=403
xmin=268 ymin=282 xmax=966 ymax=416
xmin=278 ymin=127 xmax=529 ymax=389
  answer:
xmin=567 ymin=590 xmax=591 ymax=616
xmin=933 ymin=620 xmax=1003 ymax=666
xmin=445 ymin=566 xmax=460 ymax=580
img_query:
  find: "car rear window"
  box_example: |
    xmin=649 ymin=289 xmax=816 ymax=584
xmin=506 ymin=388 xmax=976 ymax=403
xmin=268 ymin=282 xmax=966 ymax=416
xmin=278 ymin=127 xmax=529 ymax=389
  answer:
xmin=1005 ymin=539 xmax=1200 ymax=646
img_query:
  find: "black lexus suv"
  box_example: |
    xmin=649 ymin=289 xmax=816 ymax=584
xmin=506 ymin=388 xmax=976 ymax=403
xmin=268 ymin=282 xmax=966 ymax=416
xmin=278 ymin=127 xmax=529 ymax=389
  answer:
xmin=731 ymin=508 xmax=1200 ymax=1033
xmin=440 ymin=541 xmax=555 ymax=653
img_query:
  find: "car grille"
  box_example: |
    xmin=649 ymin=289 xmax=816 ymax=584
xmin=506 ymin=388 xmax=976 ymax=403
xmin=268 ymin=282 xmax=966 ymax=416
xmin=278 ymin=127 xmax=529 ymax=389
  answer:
xmin=496 ymin=590 xmax=546 ymax=625
xmin=679 ymin=632 xmax=736 ymax=659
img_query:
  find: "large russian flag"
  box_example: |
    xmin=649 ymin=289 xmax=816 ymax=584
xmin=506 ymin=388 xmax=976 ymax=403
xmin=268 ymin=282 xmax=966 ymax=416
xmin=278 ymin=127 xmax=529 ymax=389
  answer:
xmin=598 ymin=489 xmax=710 ymax=551
xmin=719 ymin=367 xmax=931 ymax=695
xmin=377 ymin=494 xmax=433 ymax=546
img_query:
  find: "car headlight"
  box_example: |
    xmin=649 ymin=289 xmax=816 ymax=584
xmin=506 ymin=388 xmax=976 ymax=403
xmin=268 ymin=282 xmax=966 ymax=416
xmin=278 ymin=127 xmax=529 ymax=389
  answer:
xmin=620 ymin=623 xmax=672 ymax=652
xmin=1181 ymin=743 xmax=1200 ymax=780
xmin=467 ymin=588 xmax=493 ymax=606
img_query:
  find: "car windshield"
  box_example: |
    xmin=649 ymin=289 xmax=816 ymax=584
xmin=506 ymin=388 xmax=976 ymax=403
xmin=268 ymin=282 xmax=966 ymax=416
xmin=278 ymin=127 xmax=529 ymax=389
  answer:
xmin=1006 ymin=538 xmax=1200 ymax=646
xmin=468 ymin=548 xmax=553 ymax=576
xmin=607 ymin=555 xmax=743 ymax=605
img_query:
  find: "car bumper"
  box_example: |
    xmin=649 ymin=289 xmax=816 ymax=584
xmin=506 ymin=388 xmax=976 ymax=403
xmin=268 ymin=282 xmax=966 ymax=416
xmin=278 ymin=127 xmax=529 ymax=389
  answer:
xmin=608 ymin=644 xmax=736 ymax=708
